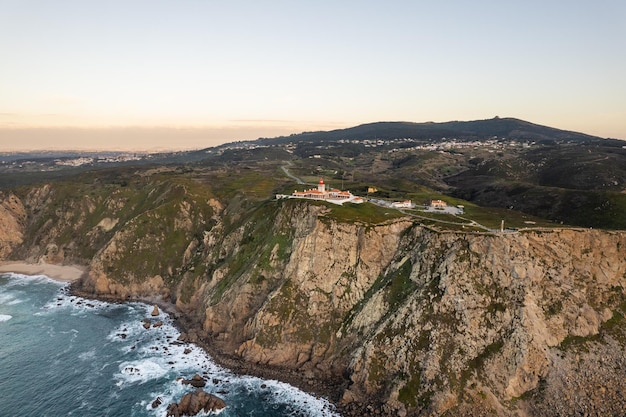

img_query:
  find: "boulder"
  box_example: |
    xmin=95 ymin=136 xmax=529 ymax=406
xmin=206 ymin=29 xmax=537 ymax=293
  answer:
xmin=151 ymin=304 xmax=160 ymax=316
xmin=167 ymin=389 xmax=225 ymax=416
xmin=153 ymin=320 xmax=163 ymax=328
xmin=151 ymin=397 xmax=162 ymax=408
xmin=182 ymin=374 xmax=207 ymax=388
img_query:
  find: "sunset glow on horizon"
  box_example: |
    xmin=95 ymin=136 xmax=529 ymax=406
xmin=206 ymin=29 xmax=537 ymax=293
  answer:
xmin=1 ymin=1 xmax=625 ymax=151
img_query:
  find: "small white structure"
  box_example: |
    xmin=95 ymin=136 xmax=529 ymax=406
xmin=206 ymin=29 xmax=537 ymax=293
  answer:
xmin=391 ymin=200 xmax=413 ymax=208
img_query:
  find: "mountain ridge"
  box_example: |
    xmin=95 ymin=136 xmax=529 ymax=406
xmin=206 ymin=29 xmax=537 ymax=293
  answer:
xmin=252 ymin=117 xmax=605 ymax=146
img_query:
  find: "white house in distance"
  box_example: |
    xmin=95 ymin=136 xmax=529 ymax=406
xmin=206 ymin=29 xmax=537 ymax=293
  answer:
xmin=391 ymin=200 xmax=413 ymax=208
xmin=277 ymin=178 xmax=364 ymax=205
xmin=429 ymin=199 xmax=447 ymax=208
xmin=423 ymin=199 xmax=464 ymax=215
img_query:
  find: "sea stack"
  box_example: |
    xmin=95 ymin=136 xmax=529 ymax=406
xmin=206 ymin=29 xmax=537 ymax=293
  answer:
xmin=151 ymin=304 xmax=159 ymax=316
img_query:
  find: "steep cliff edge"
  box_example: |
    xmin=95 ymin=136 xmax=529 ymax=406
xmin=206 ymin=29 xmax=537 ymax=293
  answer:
xmin=0 ymin=191 xmax=26 ymax=258
xmin=1 ymin=183 xmax=625 ymax=416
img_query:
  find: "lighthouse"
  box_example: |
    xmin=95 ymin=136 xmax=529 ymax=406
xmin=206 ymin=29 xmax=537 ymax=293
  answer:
xmin=318 ymin=178 xmax=326 ymax=193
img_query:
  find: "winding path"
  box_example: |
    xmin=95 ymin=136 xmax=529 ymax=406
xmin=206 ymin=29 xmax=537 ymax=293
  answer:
xmin=281 ymin=162 xmax=305 ymax=184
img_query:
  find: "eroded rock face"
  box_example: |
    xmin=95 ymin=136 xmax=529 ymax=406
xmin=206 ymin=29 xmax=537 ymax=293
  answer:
xmin=197 ymin=210 xmax=626 ymax=416
xmin=0 ymin=192 xmax=26 ymax=258
xmin=166 ymin=390 xmax=225 ymax=416
xmin=232 ymin=217 xmax=412 ymax=370
xmin=344 ymin=228 xmax=626 ymax=415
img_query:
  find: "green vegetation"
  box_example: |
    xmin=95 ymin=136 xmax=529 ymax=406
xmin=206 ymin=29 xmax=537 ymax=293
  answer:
xmin=343 ymin=258 xmax=416 ymax=330
xmin=323 ymin=201 xmax=405 ymax=224
xmin=398 ymin=373 xmax=427 ymax=408
xmin=210 ymin=200 xmax=289 ymax=304
xmin=457 ymin=340 xmax=504 ymax=392
xmin=384 ymin=259 xmax=416 ymax=309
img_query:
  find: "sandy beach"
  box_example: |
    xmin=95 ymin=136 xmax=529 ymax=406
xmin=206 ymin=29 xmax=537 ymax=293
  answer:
xmin=0 ymin=262 xmax=85 ymax=282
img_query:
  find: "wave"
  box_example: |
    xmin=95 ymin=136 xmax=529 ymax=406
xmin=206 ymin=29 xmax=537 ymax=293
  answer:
xmin=0 ymin=290 xmax=26 ymax=306
xmin=1 ymin=272 xmax=66 ymax=287
xmin=0 ymin=314 xmax=12 ymax=322
xmin=0 ymin=293 xmax=15 ymax=304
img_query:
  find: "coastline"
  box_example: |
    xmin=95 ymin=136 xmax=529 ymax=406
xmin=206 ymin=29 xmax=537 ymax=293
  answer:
xmin=69 ymin=287 xmax=359 ymax=416
xmin=0 ymin=262 xmax=362 ymax=415
xmin=0 ymin=261 xmax=85 ymax=282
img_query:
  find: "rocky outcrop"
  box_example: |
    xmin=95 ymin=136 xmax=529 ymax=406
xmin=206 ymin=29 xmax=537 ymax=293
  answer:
xmin=166 ymin=389 xmax=225 ymax=416
xmin=341 ymin=228 xmax=626 ymax=415
xmin=3 ymin=186 xmax=626 ymax=416
xmin=182 ymin=374 xmax=207 ymax=388
xmin=0 ymin=192 xmax=26 ymax=258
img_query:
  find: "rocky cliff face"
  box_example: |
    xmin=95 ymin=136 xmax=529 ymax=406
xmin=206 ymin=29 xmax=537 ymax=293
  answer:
xmin=1 ymin=184 xmax=625 ymax=416
xmin=0 ymin=191 xmax=26 ymax=258
xmin=342 ymin=228 xmax=626 ymax=416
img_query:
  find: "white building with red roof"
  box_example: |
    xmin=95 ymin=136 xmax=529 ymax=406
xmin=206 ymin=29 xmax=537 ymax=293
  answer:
xmin=286 ymin=178 xmax=363 ymax=205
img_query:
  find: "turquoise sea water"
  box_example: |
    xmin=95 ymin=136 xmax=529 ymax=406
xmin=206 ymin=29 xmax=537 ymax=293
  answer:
xmin=0 ymin=273 xmax=339 ymax=417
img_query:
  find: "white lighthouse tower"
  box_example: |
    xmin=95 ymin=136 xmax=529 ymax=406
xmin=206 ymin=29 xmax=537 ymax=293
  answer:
xmin=318 ymin=178 xmax=326 ymax=193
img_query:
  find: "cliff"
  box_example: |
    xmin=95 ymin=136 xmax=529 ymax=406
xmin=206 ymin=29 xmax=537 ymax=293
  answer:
xmin=1 ymin=181 xmax=625 ymax=416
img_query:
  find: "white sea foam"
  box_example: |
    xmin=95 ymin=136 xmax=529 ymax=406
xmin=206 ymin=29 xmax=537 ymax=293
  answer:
xmin=78 ymin=348 xmax=97 ymax=361
xmin=41 ymin=289 xmax=112 ymax=315
xmin=118 ymin=359 xmax=169 ymax=385
xmin=2 ymin=272 xmax=65 ymax=287
xmin=112 ymin=311 xmax=223 ymax=389
xmin=256 ymin=378 xmax=340 ymax=417
xmin=0 ymin=314 xmax=12 ymax=322
xmin=0 ymin=293 xmax=15 ymax=304
xmin=109 ymin=303 xmax=341 ymax=417
xmin=0 ymin=289 xmax=26 ymax=306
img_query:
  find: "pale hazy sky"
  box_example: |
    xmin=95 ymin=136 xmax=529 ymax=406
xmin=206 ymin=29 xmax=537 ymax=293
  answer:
xmin=1 ymin=1 xmax=625 ymax=151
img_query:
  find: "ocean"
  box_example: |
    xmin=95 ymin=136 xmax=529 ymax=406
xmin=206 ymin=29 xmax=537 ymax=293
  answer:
xmin=0 ymin=273 xmax=340 ymax=417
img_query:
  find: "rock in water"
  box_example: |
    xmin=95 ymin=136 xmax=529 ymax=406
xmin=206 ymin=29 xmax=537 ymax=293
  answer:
xmin=151 ymin=304 xmax=159 ymax=316
xmin=182 ymin=374 xmax=207 ymax=388
xmin=167 ymin=390 xmax=226 ymax=416
xmin=151 ymin=397 xmax=162 ymax=409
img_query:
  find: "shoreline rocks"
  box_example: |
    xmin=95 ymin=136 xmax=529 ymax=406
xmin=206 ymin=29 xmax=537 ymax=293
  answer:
xmin=166 ymin=389 xmax=225 ymax=417
xmin=182 ymin=374 xmax=207 ymax=388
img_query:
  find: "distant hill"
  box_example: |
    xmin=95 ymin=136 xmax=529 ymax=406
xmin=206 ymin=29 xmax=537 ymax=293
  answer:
xmin=254 ymin=117 xmax=603 ymax=145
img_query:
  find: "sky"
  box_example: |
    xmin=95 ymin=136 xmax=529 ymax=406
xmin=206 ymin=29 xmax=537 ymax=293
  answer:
xmin=1 ymin=1 xmax=625 ymax=151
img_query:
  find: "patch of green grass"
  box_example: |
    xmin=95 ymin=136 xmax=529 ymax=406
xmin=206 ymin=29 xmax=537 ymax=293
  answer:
xmin=323 ymin=201 xmax=406 ymax=224
xmin=343 ymin=258 xmax=415 ymax=329
xmin=384 ymin=259 xmax=416 ymax=309
xmin=457 ymin=339 xmax=504 ymax=392
xmin=398 ymin=373 xmax=422 ymax=408
xmin=558 ymin=334 xmax=600 ymax=352
xmin=544 ymin=299 xmax=563 ymax=316
xmin=367 ymin=352 xmax=389 ymax=386
xmin=461 ymin=204 xmax=558 ymax=229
